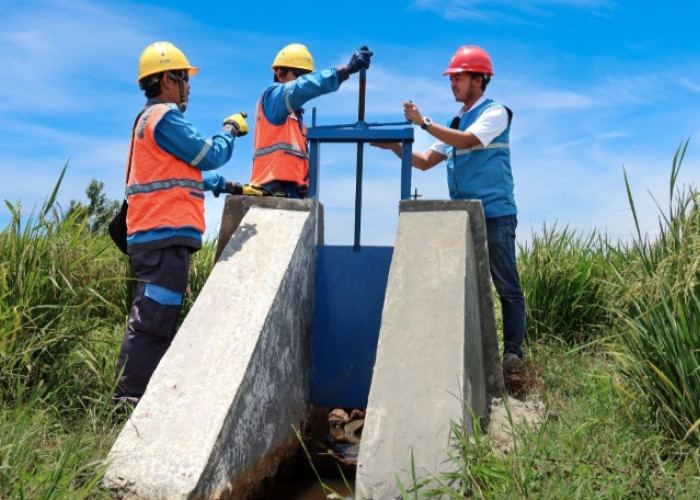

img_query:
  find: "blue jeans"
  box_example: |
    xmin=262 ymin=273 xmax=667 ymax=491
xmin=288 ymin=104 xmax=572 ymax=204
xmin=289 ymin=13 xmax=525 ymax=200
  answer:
xmin=486 ymin=215 xmax=526 ymax=357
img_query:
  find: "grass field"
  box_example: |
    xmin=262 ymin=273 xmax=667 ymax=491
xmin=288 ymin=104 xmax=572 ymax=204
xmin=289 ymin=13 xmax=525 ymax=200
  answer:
xmin=1 ymin=143 xmax=699 ymax=498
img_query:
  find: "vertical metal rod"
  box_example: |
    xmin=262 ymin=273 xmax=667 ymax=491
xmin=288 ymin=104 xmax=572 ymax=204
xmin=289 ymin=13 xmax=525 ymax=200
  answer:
xmin=353 ymin=68 xmax=367 ymax=252
xmin=309 ymin=108 xmax=319 ymax=199
xmin=400 ymin=138 xmax=413 ymax=200
xmin=308 ymin=108 xmax=321 ymax=244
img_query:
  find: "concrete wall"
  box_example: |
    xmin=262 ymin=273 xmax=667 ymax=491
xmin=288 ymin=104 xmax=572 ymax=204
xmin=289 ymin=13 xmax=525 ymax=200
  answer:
xmin=355 ymin=200 xmax=503 ymax=499
xmin=103 ymin=198 xmax=316 ymax=499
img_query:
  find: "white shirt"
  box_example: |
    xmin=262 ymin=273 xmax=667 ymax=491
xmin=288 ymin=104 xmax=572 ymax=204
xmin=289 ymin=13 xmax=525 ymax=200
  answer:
xmin=429 ymin=95 xmax=508 ymax=157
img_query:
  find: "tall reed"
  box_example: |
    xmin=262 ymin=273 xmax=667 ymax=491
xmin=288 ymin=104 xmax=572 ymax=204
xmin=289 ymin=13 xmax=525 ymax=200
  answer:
xmin=517 ymin=224 xmax=612 ymax=344
xmin=0 ymin=170 xmax=129 ymax=408
xmin=609 ymin=138 xmax=700 ymax=446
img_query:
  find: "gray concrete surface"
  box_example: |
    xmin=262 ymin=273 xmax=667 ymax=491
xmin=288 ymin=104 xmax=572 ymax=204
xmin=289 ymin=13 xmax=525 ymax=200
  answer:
xmin=103 ymin=199 xmax=316 ymax=499
xmin=215 ymin=196 xmax=323 ymax=262
xmin=355 ymin=200 xmax=503 ymax=500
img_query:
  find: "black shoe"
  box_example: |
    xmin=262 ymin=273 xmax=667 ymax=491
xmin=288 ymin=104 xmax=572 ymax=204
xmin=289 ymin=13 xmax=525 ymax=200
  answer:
xmin=503 ymin=352 xmax=524 ymax=375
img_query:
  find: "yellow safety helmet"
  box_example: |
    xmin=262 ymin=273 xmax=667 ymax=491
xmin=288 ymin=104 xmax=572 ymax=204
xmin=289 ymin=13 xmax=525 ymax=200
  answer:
xmin=137 ymin=41 xmax=199 ymax=83
xmin=271 ymin=43 xmax=315 ymax=72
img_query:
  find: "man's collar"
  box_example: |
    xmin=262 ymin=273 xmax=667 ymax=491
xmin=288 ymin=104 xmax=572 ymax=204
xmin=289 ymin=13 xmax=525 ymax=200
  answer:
xmin=459 ymin=95 xmax=487 ymax=115
xmin=146 ymin=97 xmax=178 ymax=106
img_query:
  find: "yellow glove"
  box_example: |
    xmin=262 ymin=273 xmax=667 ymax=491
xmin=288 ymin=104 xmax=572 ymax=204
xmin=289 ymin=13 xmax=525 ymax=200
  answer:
xmin=223 ymin=112 xmax=249 ymax=137
xmin=242 ymin=183 xmax=273 ymax=196
xmin=224 ymin=182 xmax=273 ymax=196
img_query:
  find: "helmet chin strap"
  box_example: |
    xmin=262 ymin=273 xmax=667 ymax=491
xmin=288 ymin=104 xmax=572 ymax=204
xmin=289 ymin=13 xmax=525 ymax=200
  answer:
xmin=166 ymin=71 xmax=188 ymax=112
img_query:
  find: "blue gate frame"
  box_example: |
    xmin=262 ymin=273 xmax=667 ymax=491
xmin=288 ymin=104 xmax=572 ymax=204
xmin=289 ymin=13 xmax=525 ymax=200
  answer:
xmin=308 ymin=75 xmax=415 ymax=407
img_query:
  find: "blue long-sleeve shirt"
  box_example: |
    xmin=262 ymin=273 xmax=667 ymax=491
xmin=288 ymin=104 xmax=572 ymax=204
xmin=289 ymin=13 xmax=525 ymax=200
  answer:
xmin=261 ymin=68 xmax=343 ymax=125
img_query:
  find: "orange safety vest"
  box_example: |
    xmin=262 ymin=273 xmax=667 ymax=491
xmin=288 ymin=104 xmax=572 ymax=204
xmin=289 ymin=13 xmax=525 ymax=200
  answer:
xmin=250 ymin=94 xmax=309 ymax=187
xmin=125 ymin=104 xmax=205 ymax=236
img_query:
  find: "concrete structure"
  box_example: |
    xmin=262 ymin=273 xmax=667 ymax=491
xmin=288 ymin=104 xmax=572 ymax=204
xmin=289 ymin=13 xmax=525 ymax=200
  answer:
xmin=355 ymin=200 xmax=504 ymax=500
xmin=103 ymin=198 xmax=316 ymax=499
xmin=103 ymin=197 xmax=503 ymax=499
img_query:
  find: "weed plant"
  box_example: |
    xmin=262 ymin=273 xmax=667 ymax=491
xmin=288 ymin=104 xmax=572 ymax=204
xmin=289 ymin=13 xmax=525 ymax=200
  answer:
xmin=608 ymin=138 xmax=700 ymax=447
xmin=518 ymin=224 xmax=613 ymax=344
xmin=0 ymin=181 xmax=129 ymax=408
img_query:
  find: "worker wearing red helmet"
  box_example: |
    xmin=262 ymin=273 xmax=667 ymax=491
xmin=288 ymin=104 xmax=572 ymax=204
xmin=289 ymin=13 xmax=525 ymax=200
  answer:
xmin=372 ymin=46 xmax=526 ymax=376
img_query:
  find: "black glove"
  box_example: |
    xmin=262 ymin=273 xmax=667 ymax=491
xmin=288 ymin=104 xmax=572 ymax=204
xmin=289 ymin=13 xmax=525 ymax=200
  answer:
xmin=346 ymin=46 xmax=373 ymax=74
xmin=224 ymin=181 xmax=273 ymax=196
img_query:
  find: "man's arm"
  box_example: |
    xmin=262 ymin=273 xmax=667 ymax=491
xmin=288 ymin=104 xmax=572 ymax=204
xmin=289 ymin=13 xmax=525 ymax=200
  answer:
xmin=263 ymin=69 xmax=342 ymax=124
xmin=404 ymin=101 xmax=508 ymax=149
xmin=371 ymin=142 xmax=446 ymax=171
xmin=418 ymin=121 xmax=483 ymax=149
xmin=264 ymin=46 xmax=373 ymax=124
xmin=154 ymin=109 xmax=235 ymax=171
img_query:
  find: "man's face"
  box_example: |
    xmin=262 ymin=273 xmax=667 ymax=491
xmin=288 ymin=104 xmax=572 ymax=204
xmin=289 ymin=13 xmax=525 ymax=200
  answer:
xmin=450 ymin=72 xmax=480 ymax=104
xmin=162 ymin=71 xmax=190 ymax=105
xmin=275 ymin=67 xmax=310 ymax=83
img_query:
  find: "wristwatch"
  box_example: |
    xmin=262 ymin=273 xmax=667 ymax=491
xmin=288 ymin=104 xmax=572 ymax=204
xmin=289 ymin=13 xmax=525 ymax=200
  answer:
xmin=420 ymin=117 xmax=433 ymax=130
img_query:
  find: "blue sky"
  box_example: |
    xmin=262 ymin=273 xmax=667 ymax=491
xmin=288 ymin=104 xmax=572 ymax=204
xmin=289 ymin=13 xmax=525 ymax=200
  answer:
xmin=2 ymin=0 xmax=699 ymax=247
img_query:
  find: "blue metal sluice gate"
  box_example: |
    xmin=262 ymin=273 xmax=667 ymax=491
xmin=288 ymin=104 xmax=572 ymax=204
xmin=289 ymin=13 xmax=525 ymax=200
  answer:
xmin=309 ymin=70 xmax=415 ymax=408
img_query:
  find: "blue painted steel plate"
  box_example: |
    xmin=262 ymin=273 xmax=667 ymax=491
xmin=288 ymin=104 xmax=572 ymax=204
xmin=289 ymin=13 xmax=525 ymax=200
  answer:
xmin=311 ymin=245 xmax=393 ymax=408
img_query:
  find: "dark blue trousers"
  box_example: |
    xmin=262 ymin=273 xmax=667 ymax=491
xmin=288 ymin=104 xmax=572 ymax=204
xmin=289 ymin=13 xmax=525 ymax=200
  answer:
xmin=486 ymin=215 xmax=526 ymax=357
xmin=113 ymin=245 xmax=190 ymax=405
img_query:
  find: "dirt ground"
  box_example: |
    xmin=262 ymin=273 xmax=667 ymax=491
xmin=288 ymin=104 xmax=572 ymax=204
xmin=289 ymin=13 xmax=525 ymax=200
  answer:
xmin=489 ymin=358 xmax=548 ymax=457
xmin=488 ymin=395 xmax=546 ymax=458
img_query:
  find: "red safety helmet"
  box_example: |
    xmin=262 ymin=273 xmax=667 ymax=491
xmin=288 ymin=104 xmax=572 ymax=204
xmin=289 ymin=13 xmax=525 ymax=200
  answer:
xmin=443 ymin=46 xmax=493 ymax=76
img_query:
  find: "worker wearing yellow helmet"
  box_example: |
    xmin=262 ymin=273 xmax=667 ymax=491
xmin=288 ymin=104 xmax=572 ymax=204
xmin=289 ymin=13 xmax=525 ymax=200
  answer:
xmin=250 ymin=43 xmax=373 ymax=198
xmin=112 ymin=41 xmax=265 ymax=409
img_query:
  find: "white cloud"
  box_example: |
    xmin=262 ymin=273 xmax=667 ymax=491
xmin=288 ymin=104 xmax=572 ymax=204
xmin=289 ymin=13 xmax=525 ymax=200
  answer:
xmin=410 ymin=0 xmax=616 ymax=21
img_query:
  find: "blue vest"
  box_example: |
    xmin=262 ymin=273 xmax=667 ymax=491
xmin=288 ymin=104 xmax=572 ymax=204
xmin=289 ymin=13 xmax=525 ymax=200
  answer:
xmin=445 ymin=99 xmax=516 ymax=218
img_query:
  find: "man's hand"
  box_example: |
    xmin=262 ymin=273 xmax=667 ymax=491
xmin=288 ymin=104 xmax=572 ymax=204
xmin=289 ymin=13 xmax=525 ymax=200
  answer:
xmin=346 ymin=46 xmax=373 ymax=74
xmin=403 ymin=101 xmax=424 ymax=126
xmin=223 ymin=112 xmax=249 ymax=137
xmin=224 ymin=181 xmax=273 ymax=196
xmin=241 ymin=183 xmax=273 ymax=196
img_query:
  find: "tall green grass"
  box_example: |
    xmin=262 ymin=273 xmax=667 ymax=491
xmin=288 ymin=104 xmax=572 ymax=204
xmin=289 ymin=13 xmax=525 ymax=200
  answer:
xmin=0 ymin=164 xmax=131 ymax=497
xmin=0 ymin=165 xmax=220 ymax=498
xmin=3 ymin=142 xmax=700 ymax=498
xmin=0 ymin=177 xmax=129 ymax=408
xmin=608 ymin=138 xmax=700 ymax=446
xmin=518 ymin=224 xmax=613 ymax=343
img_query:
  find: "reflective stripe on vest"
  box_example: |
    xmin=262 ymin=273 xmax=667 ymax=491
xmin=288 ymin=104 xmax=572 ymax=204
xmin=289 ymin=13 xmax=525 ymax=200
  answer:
xmin=250 ymin=89 xmax=309 ymax=187
xmin=454 ymin=142 xmax=509 ymax=156
xmin=126 ymin=103 xmax=205 ymax=235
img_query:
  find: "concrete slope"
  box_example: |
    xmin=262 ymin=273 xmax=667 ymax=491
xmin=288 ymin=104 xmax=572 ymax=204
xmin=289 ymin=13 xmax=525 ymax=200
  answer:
xmin=355 ymin=200 xmax=503 ymax=499
xmin=103 ymin=200 xmax=316 ymax=499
